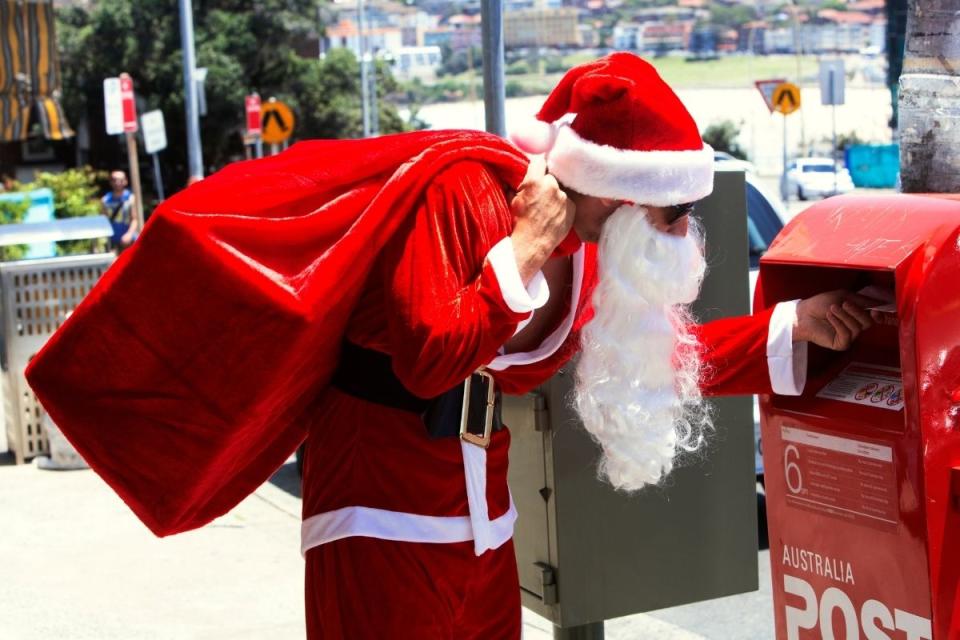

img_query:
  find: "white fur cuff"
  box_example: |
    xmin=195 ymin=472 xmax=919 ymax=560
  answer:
xmin=545 ymin=124 xmax=714 ymax=206
xmin=767 ymin=300 xmax=808 ymax=396
xmin=486 ymin=237 xmax=550 ymax=314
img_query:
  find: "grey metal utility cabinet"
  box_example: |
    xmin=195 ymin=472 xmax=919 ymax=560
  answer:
xmin=506 ymin=171 xmax=757 ymax=630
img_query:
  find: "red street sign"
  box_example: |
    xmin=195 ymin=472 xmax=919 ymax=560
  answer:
xmin=245 ymin=94 xmax=262 ymax=136
xmin=120 ymin=73 xmax=138 ymax=133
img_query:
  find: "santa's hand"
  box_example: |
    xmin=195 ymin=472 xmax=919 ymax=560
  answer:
xmin=794 ymin=290 xmax=878 ymax=351
xmin=509 ymin=157 xmax=575 ymax=283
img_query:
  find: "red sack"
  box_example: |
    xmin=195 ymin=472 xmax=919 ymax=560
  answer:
xmin=26 ymin=130 xmax=527 ymax=536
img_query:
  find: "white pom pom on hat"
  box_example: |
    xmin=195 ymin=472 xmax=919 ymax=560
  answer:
xmin=508 ymin=118 xmax=557 ymax=155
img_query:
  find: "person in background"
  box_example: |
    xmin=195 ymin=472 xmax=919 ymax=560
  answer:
xmin=101 ymin=170 xmax=138 ymax=249
xmin=0 ymin=173 xmax=16 ymax=192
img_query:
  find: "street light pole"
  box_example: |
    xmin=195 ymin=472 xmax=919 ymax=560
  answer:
xmin=179 ymin=0 xmax=203 ymax=179
xmin=358 ymin=0 xmax=370 ymax=137
xmin=480 ymin=0 xmax=506 ymax=136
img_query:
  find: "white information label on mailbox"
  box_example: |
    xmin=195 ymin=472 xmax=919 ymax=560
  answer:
xmin=781 ymin=425 xmax=897 ymax=530
xmin=816 ymin=362 xmax=904 ymax=411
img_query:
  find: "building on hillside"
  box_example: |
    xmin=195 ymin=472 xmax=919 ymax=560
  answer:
xmin=848 ymin=0 xmax=885 ymax=16
xmin=577 ymin=0 xmax=622 ymax=10
xmin=613 ymin=20 xmax=693 ymax=53
xmin=578 ymin=23 xmax=599 ymax=48
xmin=763 ymin=14 xmax=886 ymax=54
xmin=398 ymin=11 xmax=441 ymax=47
xmin=505 ymin=0 xmax=564 ymax=8
xmin=612 ymin=22 xmax=643 ymax=50
xmin=641 ymin=21 xmax=692 ymax=54
xmin=324 ymin=20 xmax=405 ymax=58
xmin=629 ymin=6 xmax=704 ymax=23
xmin=504 ymin=7 xmax=581 ymax=48
xmin=807 ymin=11 xmax=883 ymax=53
xmin=739 ymin=20 xmax=769 ymax=54
xmin=330 ymin=0 xmax=415 ymax=28
xmin=390 ymin=46 xmax=443 ymax=82
xmin=447 ymin=14 xmax=483 ymax=50
xmin=423 ymin=27 xmax=455 ymax=49
xmin=688 ymin=26 xmax=738 ymax=56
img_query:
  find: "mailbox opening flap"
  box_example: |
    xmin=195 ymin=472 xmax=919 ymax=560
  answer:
xmin=759 ymin=264 xmax=906 ymax=434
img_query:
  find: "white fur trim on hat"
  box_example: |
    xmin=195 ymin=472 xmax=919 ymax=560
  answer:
xmin=509 ymin=118 xmax=557 ymax=155
xmin=545 ymin=124 xmax=714 ymax=206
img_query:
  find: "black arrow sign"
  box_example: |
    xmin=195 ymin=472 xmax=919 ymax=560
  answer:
xmin=262 ymin=108 xmax=289 ymax=133
xmin=777 ymin=89 xmax=797 ymax=108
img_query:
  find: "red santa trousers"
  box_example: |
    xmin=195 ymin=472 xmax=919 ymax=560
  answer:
xmin=305 ymin=537 xmax=521 ymax=639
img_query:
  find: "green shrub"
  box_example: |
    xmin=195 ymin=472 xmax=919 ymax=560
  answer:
xmin=506 ymin=61 xmax=530 ymax=75
xmin=0 ymin=197 xmax=30 ymax=261
xmin=31 ymin=167 xmax=104 ymax=219
xmin=28 ymin=167 xmax=108 ymax=256
xmin=544 ymin=57 xmax=568 ymax=74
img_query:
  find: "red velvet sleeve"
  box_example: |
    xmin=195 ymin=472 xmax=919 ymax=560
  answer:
xmin=381 ymin=161 xmax=531 ymax=398
xmin=692 ymin=306 xmax=776 ymax=397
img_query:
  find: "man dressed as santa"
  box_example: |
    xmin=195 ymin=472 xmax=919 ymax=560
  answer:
xmin=298 ymin=53 xmax=875 ymax=637
xmin=27 ymin=53 xmax=877 ymax=639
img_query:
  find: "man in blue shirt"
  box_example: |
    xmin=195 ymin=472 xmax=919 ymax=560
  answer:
xmin=101 ymin=170 xmax=139 ymax=249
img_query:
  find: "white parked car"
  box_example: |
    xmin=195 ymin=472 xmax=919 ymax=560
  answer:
xmin=714 ymin=150 xmax=757 ymax=174
xmin=780 ymin=157 xmax=855 ymax=201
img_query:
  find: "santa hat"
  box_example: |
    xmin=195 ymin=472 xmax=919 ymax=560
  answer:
xmin=510 ymin=53 xmax=713 ymax=207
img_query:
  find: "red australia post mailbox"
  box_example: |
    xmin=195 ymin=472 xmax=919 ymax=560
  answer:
xmin=756 ymin=194 xmax=960 ymax=639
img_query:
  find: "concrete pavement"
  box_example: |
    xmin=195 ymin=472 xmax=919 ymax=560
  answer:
xmin=0 ymin=454 xmax=774 ymax=639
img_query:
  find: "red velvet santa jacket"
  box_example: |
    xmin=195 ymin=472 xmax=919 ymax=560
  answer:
xmin=298 ymin=157 xmax=785 ymax=556
xmin=342 ymin=159 xmax=776 ymax=399
xmin=26 ymin=131 xmax=786 ymax=541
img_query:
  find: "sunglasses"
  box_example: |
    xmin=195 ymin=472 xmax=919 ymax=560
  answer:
xmin=665 ymin=202 xmax=696 ymax=225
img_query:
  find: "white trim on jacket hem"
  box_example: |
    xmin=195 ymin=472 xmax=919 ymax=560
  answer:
xmin=767 ymin=300 xmax=808 ymax=396
xmin=300 ymin=499 xmax=518 ymax=557
xmin=486 ymin=236 xmax=550 ymax=314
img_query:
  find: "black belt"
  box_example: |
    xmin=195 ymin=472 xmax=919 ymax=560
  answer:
xmin=331 ymin=341 xmax=503 ymax=446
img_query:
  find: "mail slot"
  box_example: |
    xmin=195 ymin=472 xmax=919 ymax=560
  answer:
xmin=756 ymin=194 xmax=960 ymax=639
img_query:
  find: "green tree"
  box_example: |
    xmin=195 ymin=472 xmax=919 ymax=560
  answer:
xmin=56 ymin=1 xmax=406 ymax=196
xmin=708 ymin=4 xmax=756 ymax=29
xmin=702 ymin=120 xmax=748 ymax=160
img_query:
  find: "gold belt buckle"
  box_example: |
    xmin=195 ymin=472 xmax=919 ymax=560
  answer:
xmin=460 ymin=369 xmax=495 ymax=449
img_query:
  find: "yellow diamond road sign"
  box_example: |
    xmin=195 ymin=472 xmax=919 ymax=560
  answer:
xmin=772 ymin=82 xmax=801 ymax=115
xmin=261 ymin=99 xmax=295 ymax=144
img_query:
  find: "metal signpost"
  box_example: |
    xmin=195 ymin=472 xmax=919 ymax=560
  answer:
xmin=141 ymin=110 xmax=168 ymax=201
xmin=772 ymin=81 xmax=801 ymax=182
xmin=480 ymin=0 xmax=506 ymax=137
xmin=358 ymin=0 xmax=378 ymax=137
xmin=820 ymin=60 xmax=845 ymax=195
xmin=179 ymin=0 xmax=204 ymax=180
xmin=245 ymin=93 xmax=263 ymax=159
xmin=104 ymin=73 xmax=146 ymax=232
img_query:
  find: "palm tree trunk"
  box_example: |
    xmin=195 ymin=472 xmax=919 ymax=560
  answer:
xmin=898 ymin=0 xmax=960 ymax=193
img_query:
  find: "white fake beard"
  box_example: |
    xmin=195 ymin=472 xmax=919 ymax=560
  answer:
xmin=574 ymin=204 xmax=711 ymax=492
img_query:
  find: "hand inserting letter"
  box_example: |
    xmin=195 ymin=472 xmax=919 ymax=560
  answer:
xmin=793 ymin=290 xmax=887 ymax=351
